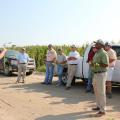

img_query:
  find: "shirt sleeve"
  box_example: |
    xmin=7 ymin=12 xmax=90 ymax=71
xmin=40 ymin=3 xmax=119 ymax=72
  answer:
xmin=53 ymin=50 xmax=57 ymax=59
xmin=75 ymin=52 xmax=80 ymax=59
xmin=109 ymin=50 xmax=117 ymax=60
xmin=63 ymin=55 xmax=67 ymax=61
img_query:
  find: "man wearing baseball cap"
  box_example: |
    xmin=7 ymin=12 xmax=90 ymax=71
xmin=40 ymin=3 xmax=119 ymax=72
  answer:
xmin=104 ymin=42 xmax=117 ymax=98
xmin=66 ymin=45 xmax=80 ymax=90
xmin=92 ymin=39 xmax=109 ymax=117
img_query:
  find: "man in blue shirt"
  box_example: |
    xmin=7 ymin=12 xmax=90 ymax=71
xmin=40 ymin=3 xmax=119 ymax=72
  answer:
xmin=16 ymin=48 xmax=29 ymax=83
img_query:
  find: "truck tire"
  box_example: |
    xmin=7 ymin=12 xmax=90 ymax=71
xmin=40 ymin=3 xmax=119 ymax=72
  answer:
xmin=61 ymin=75 xmax=76 ymax=85
xmin=26 ymin=71 xmax=33 ymax=75
xmin=4 ymin=66 xmax=12 ymax=76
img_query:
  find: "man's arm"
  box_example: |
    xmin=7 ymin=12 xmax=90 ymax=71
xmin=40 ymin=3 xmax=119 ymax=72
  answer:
xmin=109 ymin=58 xmax=116 ymax=63
xmin=67 ymin=57 xmax=77 ymax=61
xmin=67 ymin=52 xmax=80 ymax=61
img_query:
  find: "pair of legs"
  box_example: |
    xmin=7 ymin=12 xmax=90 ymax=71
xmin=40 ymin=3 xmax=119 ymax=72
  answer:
xmin=106 ymin=67 xmax=114 ymax=98
xmin=66 ymin=64 xmax=77 ymax=89
xmin=44 ymin=62 xmax=54 ymax=84
xmin=56 ymin=64 xmax=64 ymax=85
xmin=86 ymin=67 xmax=93 ymax=92
xmin=93 ymin=72 xmax=107 ymax=114
xmin=17 ymin=64 xmax=27 ymax=83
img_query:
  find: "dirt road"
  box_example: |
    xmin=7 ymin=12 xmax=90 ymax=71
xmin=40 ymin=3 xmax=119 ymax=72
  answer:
xmin=0 ymin=73 xmax=119 ymax=120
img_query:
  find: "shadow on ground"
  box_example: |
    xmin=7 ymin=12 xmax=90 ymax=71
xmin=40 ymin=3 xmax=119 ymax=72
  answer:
xmin=35 ymin=111 xmax=94 ymax=120
xmin=1 ymin=74 xmax=120 ymax=114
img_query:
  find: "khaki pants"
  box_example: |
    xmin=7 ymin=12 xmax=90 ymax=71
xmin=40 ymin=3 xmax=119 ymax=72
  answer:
xmin=93 ymin=72 xmax=107 ymax=112
xmin=17 ymin=64 xmax=27 ymax=82
xmin=66 ymin=64 xmax=77 ymax=87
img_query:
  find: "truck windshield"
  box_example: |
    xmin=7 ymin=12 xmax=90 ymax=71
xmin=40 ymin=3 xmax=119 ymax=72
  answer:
xmin=5 ymin=50 xmax=19 ymax=59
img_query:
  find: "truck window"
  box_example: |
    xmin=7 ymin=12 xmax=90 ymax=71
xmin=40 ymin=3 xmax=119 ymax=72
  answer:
xmin=112 ymin=46 xmax=120 ymax=60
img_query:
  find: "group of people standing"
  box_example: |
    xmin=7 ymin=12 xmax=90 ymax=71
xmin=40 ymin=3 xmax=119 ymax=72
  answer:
xmin=42 ymin=44 xmax=80 ymax=90
xmin=42 ymin=39 xmax=117 ymax=117
xmin=0 ymin=40 xmax=117 ymax=117
xmin=82 ymin=40 xmax=116 ymax=117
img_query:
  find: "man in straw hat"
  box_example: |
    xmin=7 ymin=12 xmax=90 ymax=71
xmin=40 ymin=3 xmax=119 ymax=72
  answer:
xmin=16 ymin=48 xmax=29 ymax=83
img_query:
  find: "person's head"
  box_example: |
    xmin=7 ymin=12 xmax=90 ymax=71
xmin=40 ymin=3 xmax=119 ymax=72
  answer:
xmin=57 ymin=48 xmax=63 ymax=55
xmin=94 ymin=39 xmax=105 ymax=49
xmin=92 ymin=46 xmax=98 ymax=53
xmin=48 ymin=44 xmax=53 ymax=50
xmin=21 ymin=48 xmax=26 ymax=53
xmin=70 ymin=45 xmax=76 ymax=51
xmin=104 ymin=42 xmax=112 ymax=51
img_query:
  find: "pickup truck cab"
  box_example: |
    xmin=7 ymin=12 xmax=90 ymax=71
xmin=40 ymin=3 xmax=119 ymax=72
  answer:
xmin=74 ymin=44 xmax=120 ymax=83
xmin=0 ymin=50 xmax=36 ymax=76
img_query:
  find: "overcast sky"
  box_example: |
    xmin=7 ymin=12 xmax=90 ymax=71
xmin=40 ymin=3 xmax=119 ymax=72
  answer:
xmin=0 ymin=0 xmax=120 ymax=47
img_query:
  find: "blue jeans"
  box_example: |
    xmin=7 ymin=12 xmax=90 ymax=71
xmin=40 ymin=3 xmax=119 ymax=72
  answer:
xmin=57 ymin=64 xmax=64 ymax=84
xmin=44 ymin=62 xmax=54 ymax=84
xmin=86 ymin=67 xmax=93 ymax=91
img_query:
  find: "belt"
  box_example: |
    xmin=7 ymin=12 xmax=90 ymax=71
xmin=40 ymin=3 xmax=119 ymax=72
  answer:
xmin=69 ymin=64 xmax=77 ymax=65
xmin=20 ymin=63 xmax=27 ymax=64
xmin=94 ymin=71 xmax=106 ymax=74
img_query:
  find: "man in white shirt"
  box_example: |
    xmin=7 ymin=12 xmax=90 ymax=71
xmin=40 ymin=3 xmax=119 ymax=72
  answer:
xmin=66 ymin=45 xmax=80 ymax=90
xmin=104 ymin=42 xmax=117 ymax=98
xmin=16 ymin=48 xmax=29 ymax=83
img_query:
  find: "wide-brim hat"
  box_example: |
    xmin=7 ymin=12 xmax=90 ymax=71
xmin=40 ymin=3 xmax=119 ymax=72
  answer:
xmin=94 ymin=39 xmax=105 ymax=46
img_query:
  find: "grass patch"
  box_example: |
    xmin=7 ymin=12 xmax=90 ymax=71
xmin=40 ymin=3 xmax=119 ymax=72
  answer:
xmin=36 ymin=65 xmax=46 ymax=72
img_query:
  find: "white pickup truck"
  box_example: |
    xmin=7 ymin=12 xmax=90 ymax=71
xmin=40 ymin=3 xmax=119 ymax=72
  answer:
xmin=61 ymin=44 xmax=120 ymax=84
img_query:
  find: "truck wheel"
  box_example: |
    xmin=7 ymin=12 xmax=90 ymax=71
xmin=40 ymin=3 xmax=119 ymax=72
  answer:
xmin=62 ymin=75 xmax=76 ymax=85
xmin=61 ymin=73 xmax=68 ymax=85
xmin=4 ymin=66 xmax=12 ymax=76
xmin=26 ymin=71 xmax=33 ymax=75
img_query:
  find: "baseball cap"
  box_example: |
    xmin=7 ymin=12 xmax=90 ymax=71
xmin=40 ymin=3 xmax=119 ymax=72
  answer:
xmin=94 ymin=39 xmax=105 ymax=46
xmin=105 ymin=42 xmax=112 ymax=46
xmin=71 ymin=45 xmax=76 ymax=48
xmin=48 ymin=44 xmax=53 ymax=47
xmin=58 ymin=48 xmax=62 ymax=51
